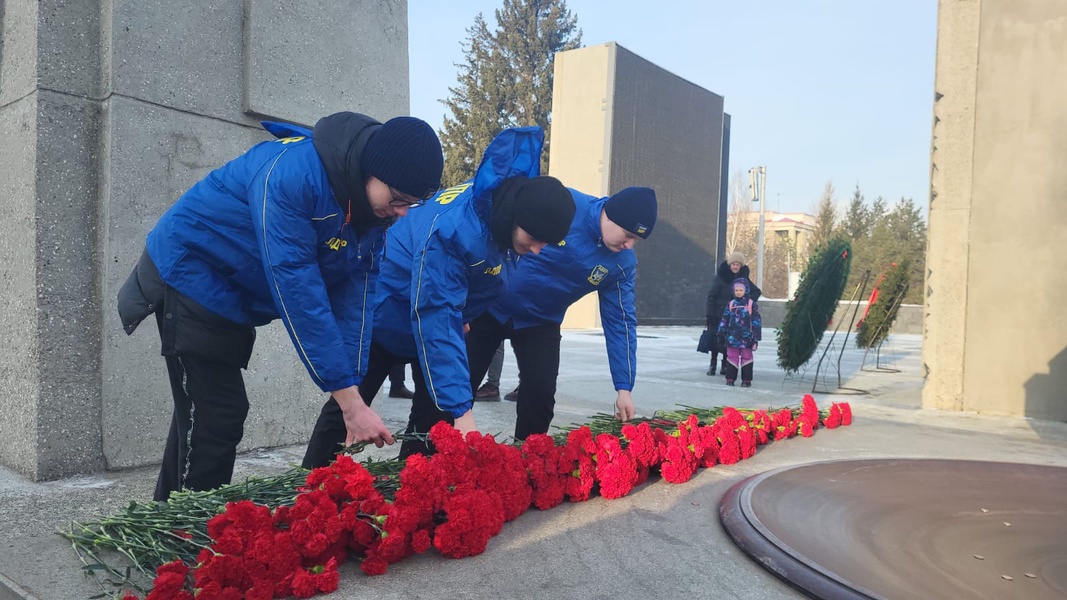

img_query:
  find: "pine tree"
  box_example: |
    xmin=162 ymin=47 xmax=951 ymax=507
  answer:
xmin=840 ymin=184 xmax=870 ymax=241
xmin=840 ymin=184 xmax=872 ymax=302
xmin=869 ymin=196 xmax=888 ymax=224
xmin=439 ymin=0 xmax=582 ymax=186
xmin=810 ymin=181 xmax=838 ymax=251
xmin=882 ymin=198 xmax=926 ymax=304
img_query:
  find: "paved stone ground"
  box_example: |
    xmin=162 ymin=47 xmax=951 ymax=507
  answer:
xmin=2 ymin=328 xmax=1065 ymax=600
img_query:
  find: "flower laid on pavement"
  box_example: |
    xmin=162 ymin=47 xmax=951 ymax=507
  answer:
xmin=65 ymin=397 xmax=853 ymax=599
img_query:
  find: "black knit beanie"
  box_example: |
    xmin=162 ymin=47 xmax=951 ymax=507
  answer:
xmin=513 ymin=177 xmax=575 ymax=243
xmin=604 ymin=186 xmax=658 ymax=239
xmin=360 ymin=116 xmax=444 ymax=200
xmin=490 ymin=176 xmax=575 ymax=250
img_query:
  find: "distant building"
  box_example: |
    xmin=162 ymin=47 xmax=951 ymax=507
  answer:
xmin=733 ymin=210 xmax=817 ymax=262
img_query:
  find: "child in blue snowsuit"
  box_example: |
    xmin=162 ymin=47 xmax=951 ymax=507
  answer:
xmin=716 ymin=278 xmax=761 ymax=386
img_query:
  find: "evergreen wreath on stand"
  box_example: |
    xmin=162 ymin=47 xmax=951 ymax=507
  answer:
xmin=776 ymin=236 xmax=853 ymax=373
xmin=855 ymin=259 xmax=911 ymax=349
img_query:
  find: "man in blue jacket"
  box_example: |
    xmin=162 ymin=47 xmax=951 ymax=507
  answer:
xmin=468 ymin=186 xmax=658 ymax=439
xmin=117 ymin=112 xmax=443 ymax=501
xmin=302 ymin=126 xmax=576 ymax=465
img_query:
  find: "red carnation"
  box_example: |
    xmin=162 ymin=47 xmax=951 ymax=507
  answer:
xmin=245 ymin=582 xmax=274 ymax=600
xmin=561 ymin=427 xmax=598 ymax=502
xmin=679 ymin=415 xmax=717 ymax=468
xmin=660 ymin=436 xmax=698 ymax=484
xmin=394 ymin=453 xmax=448 ymax=525
xmin=621 ymin=421 xmax=661 ymax=469
xmin=563 ymin=454 xmax=596 ymax=502
xmin=737 ymin=426 xmax=757 ymax=460
xmin=193 ymin=581 xmax=242 ymax=600
xmin=594 ymin=433 xmax=639 ymax=499
xmin=360 ymin=556 xmax=389 ymax=576
xmin=565 ymin=426 xmax=597 ymax=455
xmin=411 ymin=528 xmax=432 ymax=554
xmin=692 ymin=425 xmax=719 ymax=468
xmin=823 ymin=403 xmax=842 ymax=429
xmin=522 ymin=434 xmax=567 ymax=510
xmin=750 ymin=410 xmax=771 ymax=445
xmin=652 ymin=426 xmax=673 ymax=461
xmin=291 ymin=559 xmax=340 ymax=599
xmin=303 ymin=454 xmax=379 ymax=505
xmin=362 ymin=505 xmax=418 ymax=571
xmin=468 ymin=433 xmax=532 ymax=521
xmin=433 ymin=488 xmax=505 ymax=558
xmin=146 ymin=559 xmax=192 ymax=600
xmin=840 ymin=402 xmax=853 ymax=425
xmin=714 ymin=419 xmax=742 ymax=465
xmin=800 ymin=395 xmax=820 ymax=430
xmin=346 ymin=510 xmax=380 ymax=551
xmin=272 ymin=505 xmax=291 ymax=527
xmin=722 ymin=407 xmax=747 ymax=430
xmin=428 ymin=420 xmax=467 ymax=456
xmin=772 ymin=408 xmax=795 ymax=440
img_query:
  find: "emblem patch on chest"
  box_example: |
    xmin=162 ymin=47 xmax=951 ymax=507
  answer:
xmin=587 ymin=265 xmax=609 ymax=285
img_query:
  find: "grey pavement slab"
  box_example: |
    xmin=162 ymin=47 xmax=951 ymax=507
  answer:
xmin=1 ymin=328 xmax=1065 ymax=599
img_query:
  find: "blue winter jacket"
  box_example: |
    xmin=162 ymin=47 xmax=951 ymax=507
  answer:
xmin=145 ymin=120 xmax=384 ymax=393
xmin=373 ymin=127 xmax=544 ymax=418
xmin=488 ymin=190 xmax=638 ymax=391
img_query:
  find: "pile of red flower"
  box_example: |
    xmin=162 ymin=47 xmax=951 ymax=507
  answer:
xmin=132 ymin=396 xmax=851 ymax=599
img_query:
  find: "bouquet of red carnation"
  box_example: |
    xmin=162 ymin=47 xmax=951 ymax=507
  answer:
xmin=594 ymin=433 xmax=639 ymax=499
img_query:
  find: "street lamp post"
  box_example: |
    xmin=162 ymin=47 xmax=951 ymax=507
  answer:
xmin=748 ymin=166 xmax=767 ymax=290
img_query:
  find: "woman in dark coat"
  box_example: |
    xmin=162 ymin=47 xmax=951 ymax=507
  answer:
xmin=704 ymin=251 xmax=761 ymax=375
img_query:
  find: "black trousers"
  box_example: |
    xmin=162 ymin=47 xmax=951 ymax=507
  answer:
xmin=117 ymin=250 xmax=257 ymax=502
xmin=154 ymin=329 xmax=250 ymax=502
xmin=389 ymin=364 xmax=406 ymax=387
xmin=302 ymin=341 xmax=406 ymax=469
xmin=722 ymin=361 xmax=754 ymax=383
xmin=399 ymin=357 xmax=453 ymax=459
xmin=151 ymin=297 xmax=256 ymax=502
xmin=467 ymin=313 xmax=561 ymax=440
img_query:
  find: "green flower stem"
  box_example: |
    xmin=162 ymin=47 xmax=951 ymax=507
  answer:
xmin=62 ymin=401 xmax=813 ymax=591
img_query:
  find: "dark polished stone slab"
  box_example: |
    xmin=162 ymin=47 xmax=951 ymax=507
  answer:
xmin=720 ymin=459 xmax=1067 ymax=600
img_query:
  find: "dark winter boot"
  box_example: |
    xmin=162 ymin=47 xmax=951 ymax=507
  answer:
xmin=740 ymin=381 xmax=751 ymax=387
xmin=725 ymin=379 xmax=736 ymax=386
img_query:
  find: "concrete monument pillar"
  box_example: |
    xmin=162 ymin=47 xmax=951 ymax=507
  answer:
xmin=925 ymin=0 xmax=1067 ymax=421
xmin=0 ymin=0 xmax=411 ymax=480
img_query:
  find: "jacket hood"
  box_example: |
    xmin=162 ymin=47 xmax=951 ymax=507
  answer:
xmin=470 ymin=126 xmax=545 ymax=221
xmin=310 ymin=113 xmax=388 ymax=231
xmin=731 ymin=277 xmax=751 ymax=298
